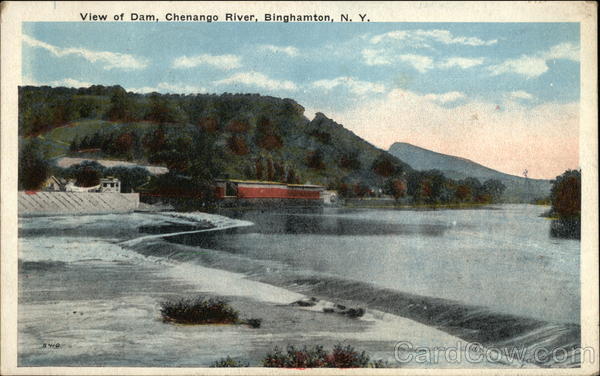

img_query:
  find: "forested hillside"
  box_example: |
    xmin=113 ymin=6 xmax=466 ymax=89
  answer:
xmin=19 ymin=85 xmax=410 ymax=193
xmin=19 ymin=85 xmax=510 ymax=205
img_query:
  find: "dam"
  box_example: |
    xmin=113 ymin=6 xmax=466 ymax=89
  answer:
xmin=18 ymin=191 xmax=139 ymax=216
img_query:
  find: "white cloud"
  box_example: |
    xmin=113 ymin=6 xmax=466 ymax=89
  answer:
xmin=214 ymin=71 xmax=297 ymax=91
xmin=363 ymin=50 xmax=485 ymax=72
xmin=21 ymin=76 xmax=93 ymax=88
xmin=398 ymin=54 xmax=434 ymax=73
xmin=370 ymin=29 xmax=497 ymax=47
xmin=23 ymin=34 xmax=147 ymax=70
xmin=438 ymin=57 xmax=485 ymax=69
xmin=423 ymin=91 xmax=466 ymax=103
xmin=312 ymin=77 xmax=385 ymax=95
xmin=260 ymin=45 xmax=300 ymax=57
xmin=488 ymin=42 xmax=579 ymax=78
xmin=50 ymin=78 xmax=93 ymax=88
xmin=488 ymin=56 xmax=549 ymax=78
xmin=362 ymin=49 xmax=393 ymax=66
xmin=545 ymin=42 xmax=579 ymax=61
xmin=172 ymin=54 xmax=242 ymax=69
xmin=507 ymin=90 xmax=535 ymax=101
xmin=127 ymin=82 xmax=209 ymax=94
xmin=370 ymin=30 xmax=408 ymax=44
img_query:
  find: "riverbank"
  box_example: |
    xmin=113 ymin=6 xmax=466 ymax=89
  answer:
xmin=18 ymin=211 xmax=524 ymax=368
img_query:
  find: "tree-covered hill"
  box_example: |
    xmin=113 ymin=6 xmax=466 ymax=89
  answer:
xmin=18 ymin=85 xmax=411 ymax=191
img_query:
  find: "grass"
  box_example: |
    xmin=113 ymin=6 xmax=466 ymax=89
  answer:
xmin=159 ymin=296 xmax=262 ymax=328
xmin=160 ymin=296 xmax=239 ymax=325
xmin=33 ymin=120 xmax=161 ymax=158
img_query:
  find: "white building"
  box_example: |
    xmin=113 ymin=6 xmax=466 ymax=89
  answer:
xmin=321 ymin=190 xmax=339 ymax=205
xmin=99 ymin=177 xmax=121 ymax=193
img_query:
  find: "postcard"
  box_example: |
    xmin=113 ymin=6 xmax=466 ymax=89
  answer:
xmin=1 ymin=1 xmax=598 ymax=375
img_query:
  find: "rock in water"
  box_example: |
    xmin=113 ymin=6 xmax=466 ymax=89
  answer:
xmin=291 ymin=297 xmax=319 ymax=307
xmin=344 ymin=308 xmax=365 ymax=318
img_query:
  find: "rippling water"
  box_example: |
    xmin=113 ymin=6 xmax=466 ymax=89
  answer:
xmin=18 ymin=205 xmax=581 ymax=367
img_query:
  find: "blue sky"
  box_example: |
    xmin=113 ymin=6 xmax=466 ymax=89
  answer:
xmin=22 ymin=22 xmax=580 ymax=178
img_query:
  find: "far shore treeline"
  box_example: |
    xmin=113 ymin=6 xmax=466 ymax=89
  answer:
xmin=19 ymin=84 xmax=558 ymax=207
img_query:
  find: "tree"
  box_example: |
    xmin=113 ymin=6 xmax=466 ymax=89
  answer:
xmin=273 ymin=162 xmax=286 ymax=182
xmin=457 ymin=177 xmax=482 ymax=202
xmin=550 ymin=170 xmax=581 ymax=218
xmin=198 ymin=117 xmax=219 ymax=132
xmin=114 ymin=132 xmax=134 ymax=157
xmin=69 ymin=136 xmax=80 ymax=152
xmin=384 ymin=178 xmax=406 ymax=201
xmin=266 ymin=159 xmax=275 ymax=181
xmin=70 ymin=161 xmax=104 ymax=187
xmin=19 ymin=139 xmax=50 ymax=190
xmin=482 ymin=179 xmax=506 ymax=203
xmin=227 ymin=135 xmax=249 ymax=155
xmin=255 ymin=116 xmax=283 ymax=150
xmin=255 ymin=158 xmax=264 ymax=180
xmin=285 ymin=167 xmax=299 ymax=184
xmin=147 ymin=93 xmax=179 ymax=123
xmin=406 ymin=171 xmax=423 ymax=199
xmin=185 ymin=129 xmax=222 ymax=202
xmin=337 ymin=182 xmax=352 ymax=198
xmin=106 ymin=86 xmax=131 ymax=121
xmin=372 ymin=154 xmax=400 ymax=177
xmin=225 ymin=119 xmax=250 ymax=133
xmin=243 ymin=164 xmax=254 ymax=179
xmin=353 ymin=183 xmax=370 ymax=198
xmin=306 ymin=150 xmax=325 ymax=170
xmin=339 ymin=152 xmax=361 ymax=170
xmin=455 ymin=184 xmax=471 ymax=202
xmin=144 ymin=124 xmax=167 ymax=154
xmin=423 ymin=170 xmax=446 ymax=204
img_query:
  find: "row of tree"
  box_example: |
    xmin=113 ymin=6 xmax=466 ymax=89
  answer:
xmin=20 ymin=134 xmax=507 ymax=205
xmin=19 ymin=85 xmax=303 ymax=137
xmin=244 ymin=157 xmax=301 ymax=184
xmin=337 ymin=169 xmax=507 ymax=205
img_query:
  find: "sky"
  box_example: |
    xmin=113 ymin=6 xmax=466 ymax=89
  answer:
xmin=22 ymin=22 xmax=580 ymax=179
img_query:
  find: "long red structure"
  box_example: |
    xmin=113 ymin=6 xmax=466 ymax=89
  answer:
xmin=215 ymin=179 xmax=324 ymax=200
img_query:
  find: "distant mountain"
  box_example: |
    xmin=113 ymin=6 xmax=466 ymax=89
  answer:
xmin=388 ymin=142 xmax=551 ymax=202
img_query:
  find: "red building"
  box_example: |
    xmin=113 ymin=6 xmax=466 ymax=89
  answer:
xmin=215 ymin=179 xmax=324 ymax=200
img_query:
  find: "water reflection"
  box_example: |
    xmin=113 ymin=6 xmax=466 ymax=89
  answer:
xmin=550 ymin=218 xmax=581 ymax=239
xmin=217 ymin=208 xmax=449 ymax=236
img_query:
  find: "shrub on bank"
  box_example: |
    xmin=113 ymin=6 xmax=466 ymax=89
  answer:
xmin=262 ymin=344 xmax=374 ymax=368
xmin=212 ymin=356 xmax=250 ymax=367
xmin=160 ymin=296 xmax=239 ymax=324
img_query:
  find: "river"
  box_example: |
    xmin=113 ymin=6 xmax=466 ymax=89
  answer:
xmin=18 ymin=204 xmax=580 ymax=367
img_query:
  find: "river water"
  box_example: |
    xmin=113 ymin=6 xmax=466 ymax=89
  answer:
xmin=18 ymin=204 xmax=581 ymax=367
xmin=201 ymin=205 xmax=580 ymax=323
